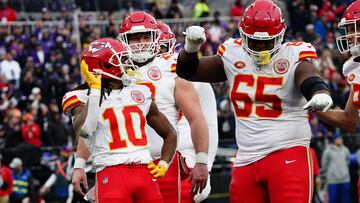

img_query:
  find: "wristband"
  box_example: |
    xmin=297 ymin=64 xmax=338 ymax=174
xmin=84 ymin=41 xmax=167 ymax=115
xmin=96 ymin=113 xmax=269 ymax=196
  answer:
xmin=195 ymin=152 xmax=208 ymax=165
xmin=73 ymin=158 xmax=86 ymax=169
xmin=159 ymin=160 xmax=169 ymax=170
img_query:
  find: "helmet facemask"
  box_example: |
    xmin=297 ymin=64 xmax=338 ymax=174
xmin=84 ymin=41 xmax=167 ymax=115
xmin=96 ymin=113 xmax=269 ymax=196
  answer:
xmin=94 ymin=49 xmax=141 ymax=86
xmin=158 ymin=38 xmax=176 ymax=56
xmin=240 ymin=27 xmax=285 ymax=66
xmin=118 ymin=29 xmax=160 ymax=63
xmin=336 ymin=19 xmax=360 ymax=56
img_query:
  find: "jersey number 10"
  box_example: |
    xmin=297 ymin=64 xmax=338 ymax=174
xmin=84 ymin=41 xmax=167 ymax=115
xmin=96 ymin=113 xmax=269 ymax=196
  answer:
xmin=103 ymin=106 xmax=148 ymax=150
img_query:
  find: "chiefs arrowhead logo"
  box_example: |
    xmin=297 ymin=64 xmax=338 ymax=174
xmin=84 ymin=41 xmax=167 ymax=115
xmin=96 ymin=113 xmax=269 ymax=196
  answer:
xmin=131 ymin=90 xmax=145 ymax=104
xmin=88 ymin=41 xmax=111 ymax=53
xmin=234 ymin=61 xmax=246 ymax=69
xmin=273 ymin=58 xmax=289 ymax=74
xmin=147 ymin=66 xmax=162 ymax=81
xmin=348 ymin=73 xmax=355 ymax=83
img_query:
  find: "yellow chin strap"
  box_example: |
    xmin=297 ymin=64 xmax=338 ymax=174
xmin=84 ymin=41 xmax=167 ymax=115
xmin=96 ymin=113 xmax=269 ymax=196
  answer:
xmin=259 ymin=50 xmax=271 ymax=65
xmin=126 ymin=69 xmax=142 ymax=82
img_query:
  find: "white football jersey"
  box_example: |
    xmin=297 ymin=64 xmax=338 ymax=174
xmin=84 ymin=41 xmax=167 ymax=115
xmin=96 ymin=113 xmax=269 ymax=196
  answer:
xmin=62 ymin=86 xmax=89 ymax=117
xmin=137 ymin=54 xmax=179 ymax=159
xmin=177 ymin=82 xmax=218 ymax=170
xmin=219 ymin=39 xmax=315 ymax=166
xmin=343 ymin=56 xmax=360 ymax=110
xmin=62 ymin=85 xmax=153 ymax=171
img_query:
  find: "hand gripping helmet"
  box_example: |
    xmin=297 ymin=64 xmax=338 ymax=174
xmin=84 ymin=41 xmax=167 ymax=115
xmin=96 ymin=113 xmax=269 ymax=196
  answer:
xmin=239 ymin=0 xmax=286 ymax=65
xmin=118 ymin=11 xmax=160 ymax=63
xmin=157 ymin=20 xmax=176 ymax=56
xmin=81 ymin=38 xmax=140 ymax=85
xmin=336 ymin=0 xmax=360 ymax=56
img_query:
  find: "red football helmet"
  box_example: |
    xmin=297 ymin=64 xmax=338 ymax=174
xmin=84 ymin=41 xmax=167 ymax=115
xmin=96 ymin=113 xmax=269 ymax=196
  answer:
xmin=118 ymin=11 xmax=160 ymax=63
xmin=157 ymin=20 xmax=176 ymax=56
xmin=336 ymin=0 xmax=360 ymax=56
xmin=81 ymin=38 xmax=139 ymax=85
xmin=239 ymin=0 xmax=286 ymax=65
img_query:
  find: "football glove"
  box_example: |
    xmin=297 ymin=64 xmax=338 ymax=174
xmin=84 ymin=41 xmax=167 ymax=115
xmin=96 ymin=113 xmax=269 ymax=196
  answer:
xmin=80 ymin=60 xmax=101 ymax=90
xmin=147 ymin=160 xmax=168 ymax=179
xmin=183 ymin=26 xmax=206 ymax=53
xmin=303 ymin=93 xmax=333 ymax=112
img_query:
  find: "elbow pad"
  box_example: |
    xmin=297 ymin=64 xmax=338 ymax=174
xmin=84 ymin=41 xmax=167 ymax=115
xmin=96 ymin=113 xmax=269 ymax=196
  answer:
xmin=81 ymin=89 xmax=101 ymax=137
xmin=176 ymin=52 xmax=199 ymax=80
xmin=300 ymin=76 xmax=330 ymax=101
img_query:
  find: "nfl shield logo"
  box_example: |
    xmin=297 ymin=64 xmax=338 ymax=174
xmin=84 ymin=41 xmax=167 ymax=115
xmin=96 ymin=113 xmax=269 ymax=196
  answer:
xmin=102 ymin=177 xmax=108 ymax=184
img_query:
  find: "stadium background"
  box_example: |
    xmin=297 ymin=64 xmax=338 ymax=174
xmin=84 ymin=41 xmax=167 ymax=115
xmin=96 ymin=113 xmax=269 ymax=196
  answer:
xmin=0 ymin=0 xmax=359 ymax=202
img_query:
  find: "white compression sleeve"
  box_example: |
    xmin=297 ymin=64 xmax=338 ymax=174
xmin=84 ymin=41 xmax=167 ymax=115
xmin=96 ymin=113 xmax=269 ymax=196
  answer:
xmin=80 ymin=89 xmax=101 ymax=137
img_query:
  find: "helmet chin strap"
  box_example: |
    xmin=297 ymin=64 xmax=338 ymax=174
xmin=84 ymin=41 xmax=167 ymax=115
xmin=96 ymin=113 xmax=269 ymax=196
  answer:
xmin=258 ymin=51 xmax=271 ymax=65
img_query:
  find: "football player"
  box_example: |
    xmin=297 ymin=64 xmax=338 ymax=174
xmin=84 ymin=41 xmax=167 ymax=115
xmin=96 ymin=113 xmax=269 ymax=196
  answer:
xmin=157 ymin=20 xmax=218 ymax=203
xmin=311 ymin=1 xmax=360 ymax=202
xmin=118 ymin=11 xmax=209 ymax=203
xmin=315 ymin=0 xmax=360 ymax=132
xmin=62 ymin=38 xmax=177 ymax=203
xmin=176 ymin=0 xmax=333 ymax=202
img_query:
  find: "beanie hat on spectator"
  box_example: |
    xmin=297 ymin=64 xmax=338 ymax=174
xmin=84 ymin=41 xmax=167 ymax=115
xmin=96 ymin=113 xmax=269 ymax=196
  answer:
xmin=332 ymin=131 xmax=342 ymax=142
xmin=9 ymin=157 xmax=22 ymax=168
xmin=31 ymin=87 xmax=40 ymax=95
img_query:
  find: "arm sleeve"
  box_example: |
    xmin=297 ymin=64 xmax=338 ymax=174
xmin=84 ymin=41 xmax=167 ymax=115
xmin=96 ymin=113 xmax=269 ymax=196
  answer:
xmin=80 ymin=89 xmax=101 ymax=137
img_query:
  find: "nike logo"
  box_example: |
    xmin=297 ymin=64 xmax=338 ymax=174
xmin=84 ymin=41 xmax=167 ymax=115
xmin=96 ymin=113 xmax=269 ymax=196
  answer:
xmin=152 ymin=178 xmax=158 ymax=182
xmin=285 ymin=160 xmax=296 ymax=164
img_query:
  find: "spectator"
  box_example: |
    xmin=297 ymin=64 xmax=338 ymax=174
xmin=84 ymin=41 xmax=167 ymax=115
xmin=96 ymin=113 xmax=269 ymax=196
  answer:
xmin=318 ymin=1 xmax=336 ymax=22
xmin=309 ymin=116 xmax=329 ymax=138
xmin=321 ymin=132 xmax=351 ymax=203
xmin=0 ymin=154 xmax=13 ymax=203
xmin=0 ymin=52 xmax=21 ymax=87
xmin=208 ymin=11 xmax=227 ymax=48
xmin=39 ymin=145 xmax=73 ymax=202
xmin=230 ymin=0 xmax=244 ymax=18
xmin=314 ymin=14 xmax=331 ymax=41
xmin=9 ymin=157 xmax=33 ymax=203
xmin=289 ymin=1 xmax=311 ymax=34
xmin=193 ymin=0 xmax=209 ymax=19
xmin=27 ymin=87 xmax=43 ymax=112
xmin=3 ymin=108 xmax=22 ymax=148
xmin=21 ymin=113 xmax=41 ymax=148
xmin=303 ymin=24 xmax=318 ymax=43
xmin=0 ymin=0 xmax=16 ymax=23
xmin=218 ymin=99 xmax=235 ymax=140
xmin=46 ymin=112 xmax=71 ymax=147
xmin=166 ymin=0 xmax=183 ymax=18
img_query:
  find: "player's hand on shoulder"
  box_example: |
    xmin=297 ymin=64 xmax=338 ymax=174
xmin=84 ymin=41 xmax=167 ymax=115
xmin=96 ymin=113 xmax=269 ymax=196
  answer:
xmin=147 ymin=160 xmax=168 ymax=179
xmin=303 ymin=93 xmax=333 ymax=112
xmin=184 ymin=26 xmax=206 ymax=53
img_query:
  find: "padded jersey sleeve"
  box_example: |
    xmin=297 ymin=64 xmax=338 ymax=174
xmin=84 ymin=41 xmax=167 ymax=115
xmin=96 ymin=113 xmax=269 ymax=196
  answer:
xmin=62 ymin=89 xmax=89 ymax=116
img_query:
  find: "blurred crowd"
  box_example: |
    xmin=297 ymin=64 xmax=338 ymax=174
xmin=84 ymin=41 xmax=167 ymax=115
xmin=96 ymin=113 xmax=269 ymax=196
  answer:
xmin=0 ymin=0 xmax=359 ymax=202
